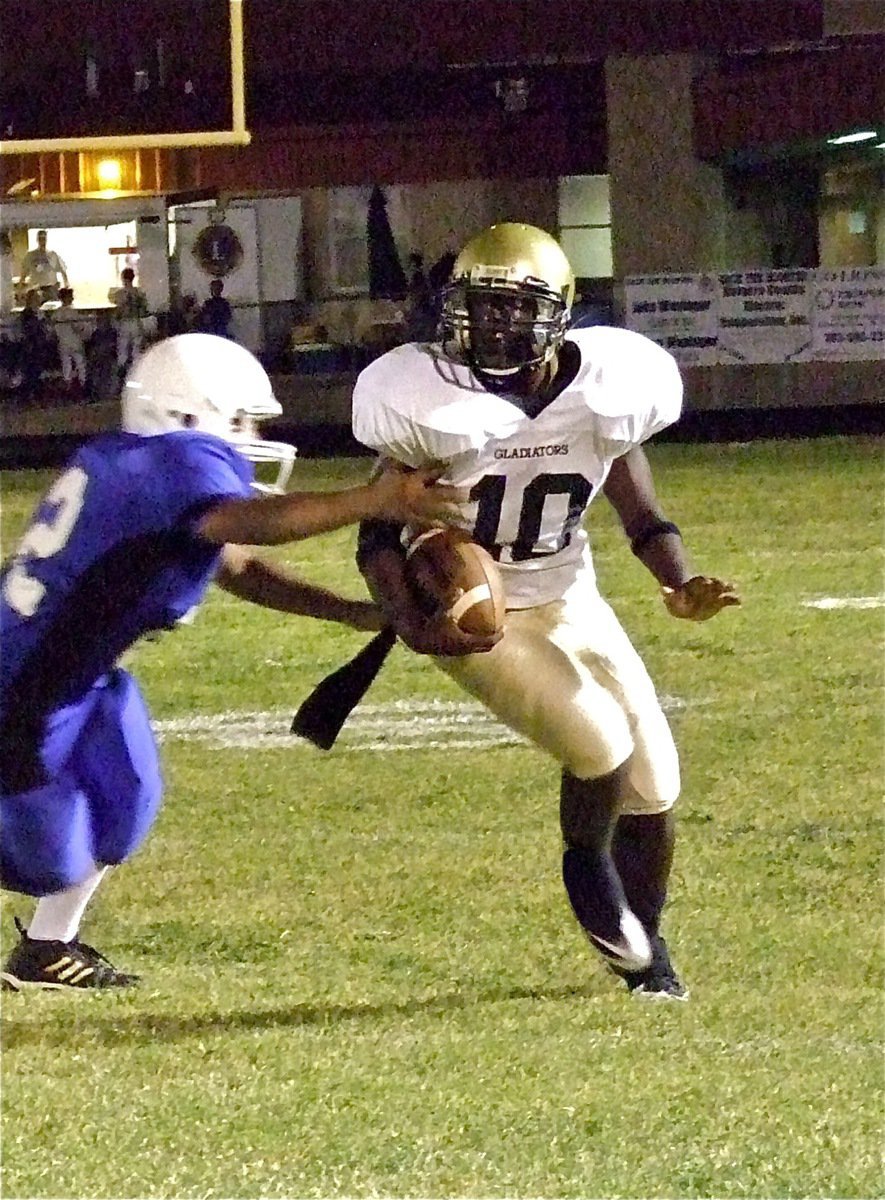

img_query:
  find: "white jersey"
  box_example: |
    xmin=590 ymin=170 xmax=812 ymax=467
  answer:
xmin=20 ymin=248 xmax=66 ymax=291
xmin=353 ymin=326 xmax=682 ymax=608
xmin=52 ymin=307 xmax=87 ymax=352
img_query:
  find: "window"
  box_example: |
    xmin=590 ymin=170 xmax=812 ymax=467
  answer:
xmin=327 ymin=185 xmax=408 ymax=295
xmin=558 ymin=175 xmax=612 ymax=279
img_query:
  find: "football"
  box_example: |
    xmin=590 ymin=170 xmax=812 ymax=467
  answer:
xmin=404 ymin=526 xmax=506 ymax=639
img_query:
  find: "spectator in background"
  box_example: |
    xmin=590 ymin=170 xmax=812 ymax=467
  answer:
xmin=404 ymin=252 xmax=438 ymax=342
xmin=1 ymin=231 xmax=15 ymax=315
xmin=570 ymin=287 xmax=612 ymax=330
xmin=52 ymin=288 xmax=88 ymax=394
xmin=19 ymin=231 xmax=69 ymax=304
xmin=425 ymin=248 xmax=457 ymax=335
xmin=166 ymin=292 xmax=200 ymax=336
xmin=17 ymin=290 xmax=51 ymax=402
xmin=198 ymin=279 xmax=234 ymax=339
xmin=407 ymin=251 xmax=428 ymax=293
xmin=86 ymin=311 xmax=119 ymax=401
xmin=427 ymin=249 xmax=456 ymax=294
xmin=113 ymin=268 xmax=149 ymax=374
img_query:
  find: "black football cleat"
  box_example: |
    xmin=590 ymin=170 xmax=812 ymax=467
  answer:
xmin=562 ymin=848 xmax=652 ymax=972
xmin=1 ymin=918 xmax=139 ymax=992
xmin=612 ymin=933 xmax=689 ymax=1001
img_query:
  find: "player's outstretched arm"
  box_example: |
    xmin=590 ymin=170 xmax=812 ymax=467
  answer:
xmin=603 ymin=446 xmax=740 ymax=621
xmin=197 ymin=464 xmax=466 ymax=547
xmin=214 ymin=545 xmax=385 ymax=631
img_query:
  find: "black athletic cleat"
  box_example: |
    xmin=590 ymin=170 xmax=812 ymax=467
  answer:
xmin=612 ymin=933 xmax=689 ymax=1001
xmin=562 ymin=848 xmax=652 ymax=972
xmin=1 ymin=918 xmax=139 ymax=992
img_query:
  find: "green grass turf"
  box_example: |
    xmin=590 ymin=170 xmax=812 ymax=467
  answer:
xmin=1 ymin=437 xmax=882 ymax=1199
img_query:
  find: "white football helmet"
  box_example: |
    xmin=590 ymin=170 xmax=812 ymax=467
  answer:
xmin=122 ymin=334 xmax=296 ymax=492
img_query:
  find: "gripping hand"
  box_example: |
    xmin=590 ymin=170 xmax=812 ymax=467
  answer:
xmin=395 ymin=608 xmax=501 ymax=656
xmin=662 ymin=575 xmax=740 ymax=621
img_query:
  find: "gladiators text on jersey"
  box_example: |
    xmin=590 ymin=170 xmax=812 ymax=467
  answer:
xmin=494 ymin=444 xmax=569 ymax=459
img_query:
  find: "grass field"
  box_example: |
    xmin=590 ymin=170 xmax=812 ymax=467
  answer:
xmin=1 ymin=436 xmax=882 ymax=1200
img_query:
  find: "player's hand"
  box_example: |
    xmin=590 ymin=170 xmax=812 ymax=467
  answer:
xmin=370 ymin=463 xmax=467 ymax=526
xmin=337 ymin=600 xmax=387 ymax=632
xmin=394 ymin=608 xmax=501 ymax=657
xmin=662 ymin=575 xmax=741 ymax=621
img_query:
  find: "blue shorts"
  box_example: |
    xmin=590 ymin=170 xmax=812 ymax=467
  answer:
xmin=1 ymin=669 xmax=163 ymax=896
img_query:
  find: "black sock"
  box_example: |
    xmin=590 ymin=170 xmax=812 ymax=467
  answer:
xmin=611 ymin=811 xmax=674 ymax=935
xmin=561 ymin=845 xmax=628 ymax=931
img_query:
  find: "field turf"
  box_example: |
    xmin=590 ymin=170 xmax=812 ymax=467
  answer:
xmin=1 ymin=436 xmax=882 ymax=1199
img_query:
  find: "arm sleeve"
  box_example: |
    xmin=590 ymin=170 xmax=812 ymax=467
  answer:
xmin=353 ymin=377 xmax=430 ymax=467
xmin=159 ymin=434 xmax=255 ymax=530
xmin=595 ymin=336 xmax=683 ymax=457
xmin=353 ymin=362 xmax=491 ymax=465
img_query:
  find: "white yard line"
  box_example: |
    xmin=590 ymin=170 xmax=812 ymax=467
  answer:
xmin=154 ymin=696 xmax=695 ymax=753
xmin=801 ymin=596 xmax=884 ymax=610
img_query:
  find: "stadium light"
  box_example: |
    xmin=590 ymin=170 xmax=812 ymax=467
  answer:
xmin=826 ymin=131 xmax=879 ymax=145
xmin=97 ymin=159 xmax=123 ymax=190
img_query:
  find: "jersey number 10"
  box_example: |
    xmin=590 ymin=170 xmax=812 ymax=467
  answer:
xmin=469 ymin=471 xmax=593 ymax=563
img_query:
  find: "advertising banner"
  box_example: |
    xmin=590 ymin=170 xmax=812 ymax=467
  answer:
xmin=622 ymin=273 xmax=719 ymax=365
xmin=624 ymin=268 xmax=884 ymax=365
xmin=810 ymin=268 xmax=885 ymax=361
xmin=717 ymin=269 xmax=812 ymax=363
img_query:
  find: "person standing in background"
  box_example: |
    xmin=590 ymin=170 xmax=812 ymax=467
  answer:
xmin=16 ymin=289 xmax=51 ymax=402
xmin=159 ymin=293 xmax=200 ymax=339
xmin=404 ymin=252 xmax=438 ymax=342
xmin=85 ymin=311 xmax=119 ymax=401
xmin=198 ymin=279 xmax=234 ymax=339
xmin=113 ymin=268 xmax=149 ymax=374
xmin=19 ymin=231 xmax=69 ymax=303
xmin=52 ymin=289 xmax=88 ymax=394
xmin=1 ymin=232 xmax=16 ymax=314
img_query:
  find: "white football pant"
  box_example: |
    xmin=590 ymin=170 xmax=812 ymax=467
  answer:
xmin=116 ymin=319 xmax=144 ymax=370
xmin=59 ymin=345 xmax=86 ymax=385
xmin=435 ymin=570 xmax=680 ymax=815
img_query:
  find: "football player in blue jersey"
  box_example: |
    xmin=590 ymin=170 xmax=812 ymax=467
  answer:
xmin=0 ymin=333 xmax=465 ymax=991
xmin=351 ymin=224 xmax=739 ymax=1000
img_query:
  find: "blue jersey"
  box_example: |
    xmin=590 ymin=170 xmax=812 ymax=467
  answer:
xmin=0 ymin=430 xmax=253 ymax=719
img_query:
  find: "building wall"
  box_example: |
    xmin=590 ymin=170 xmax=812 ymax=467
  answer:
xmin=606 ymin=54 xmax=727 ymax=274
xmin=824 ymin=0 xmax=885 ymax=34
xmin=298 ymin=177 xmax=559 ymax=344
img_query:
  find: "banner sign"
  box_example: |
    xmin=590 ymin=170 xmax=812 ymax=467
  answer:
xmin=717 ymin=269 xmax=812 ymax=364
xmin=622 ymin=273 xmax=719 ymax=365
xmin=811 ymin=268 xmax=885 ymax=361
xmin=623 ymin=268 xmax=885 ymax=365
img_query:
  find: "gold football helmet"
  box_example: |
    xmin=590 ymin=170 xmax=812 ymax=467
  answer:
xmin=441 ymin=223 xmax=575 ymax=387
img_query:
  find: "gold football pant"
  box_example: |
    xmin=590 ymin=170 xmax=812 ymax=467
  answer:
xmin=435 ymin=571 xmax=680 ymax=815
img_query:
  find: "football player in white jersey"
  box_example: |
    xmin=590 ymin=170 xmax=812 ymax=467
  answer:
xmin=352 ymin=223 xmax=739 ymax=1000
